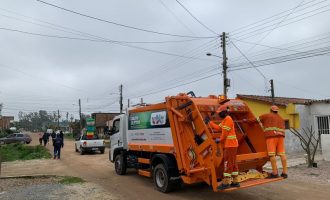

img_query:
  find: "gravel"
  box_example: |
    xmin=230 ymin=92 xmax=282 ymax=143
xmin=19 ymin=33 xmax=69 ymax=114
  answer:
xmin=288 ymin=160 xmax=330 ymax=185
xmin=0 ymin=177 xmax=118 ymax=200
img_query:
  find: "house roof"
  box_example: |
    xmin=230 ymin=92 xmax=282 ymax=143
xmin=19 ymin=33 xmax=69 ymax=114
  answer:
xmin=305 ymin=99 xmax=330 ymax=104
xmin=236 ymin=94 xmax=312 ymax=106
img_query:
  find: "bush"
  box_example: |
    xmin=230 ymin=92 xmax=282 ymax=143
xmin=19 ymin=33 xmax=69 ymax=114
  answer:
xmin=0 ymin=143 xmax=52 ymax=162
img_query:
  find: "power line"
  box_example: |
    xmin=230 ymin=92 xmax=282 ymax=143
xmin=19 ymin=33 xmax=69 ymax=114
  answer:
xmin=0 ymin=27 xmax=215 ymax=59
xmin=235 ymin=0 xmax=306 ymax=57
xmin=174 ymin=0 xmax=218 ymax=35
xmin=0 ymin=13 xmax=207 ymax=44
xmin=128 ymin=72 xmax=220 ymax=99
xmin=234 ymin=4 xmax=330 ymax=40
xmin=36 ymin=0 xmax=215 ymax=39
xmin=229 ymin=45 xmax=330 ymax=71
xmin=230 ymin=0 xmax=321 ymax=34
xmin=158 ymin=0 xmax=196 ymax=35
xmin=230 ymin=32 xmax=330 ymax=63
xmin=231 ymin=41 xmax=268 ymax=81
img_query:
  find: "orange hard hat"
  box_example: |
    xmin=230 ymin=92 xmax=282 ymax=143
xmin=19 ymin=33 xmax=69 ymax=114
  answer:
xmin=270 ymin=105 xmax=279 ymax=112
xmin=217 ymin=105 xmax=229 ymax=113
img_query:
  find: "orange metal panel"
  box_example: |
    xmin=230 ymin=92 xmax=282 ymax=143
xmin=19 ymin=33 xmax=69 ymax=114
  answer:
xmin=237 ymin=152 xmax=268 ymax=162
xmin=128 ymin=143 xmax=175 ymax=153
xmin=138 ymin=169 xmax=151 ymax=177
xmin=129 ymin=103 xmax=166 ymax=113
xmin=138 ymin=158 xmax=150 ymax=164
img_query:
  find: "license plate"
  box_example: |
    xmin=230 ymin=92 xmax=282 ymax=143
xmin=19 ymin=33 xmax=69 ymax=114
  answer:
xmin=92 ymin=148 xmax=98 ymax=150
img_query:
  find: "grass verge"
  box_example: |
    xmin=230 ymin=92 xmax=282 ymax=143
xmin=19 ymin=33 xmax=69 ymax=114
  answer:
xmin=0 ymin=143 xmax=52 ymax=162
xmin=58 ymin=176 xmax=85 ymax=184
xmin=64 ymin=133 xmax=75 ymax=140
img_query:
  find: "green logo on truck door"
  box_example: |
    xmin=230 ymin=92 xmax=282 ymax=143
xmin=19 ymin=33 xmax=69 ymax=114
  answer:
xmin=129 ymin=110 xmax=170 ymax=130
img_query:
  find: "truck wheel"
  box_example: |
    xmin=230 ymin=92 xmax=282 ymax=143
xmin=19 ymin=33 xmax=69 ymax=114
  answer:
xmin=153 ymin=163 xmax=173 ymax=193
xmin=100 ymin=149 xmax=105 ymax=154
xmin=114 ymin=154 xmax=126 ymax=175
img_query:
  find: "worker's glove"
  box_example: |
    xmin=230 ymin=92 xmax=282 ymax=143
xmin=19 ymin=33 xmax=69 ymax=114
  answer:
xmin=204 ymin=116 xmax=211 ymax=124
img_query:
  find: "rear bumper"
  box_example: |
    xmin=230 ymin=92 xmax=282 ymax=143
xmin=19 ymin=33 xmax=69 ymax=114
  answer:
xmin=81 ymin=146 xmax=105 ymax=151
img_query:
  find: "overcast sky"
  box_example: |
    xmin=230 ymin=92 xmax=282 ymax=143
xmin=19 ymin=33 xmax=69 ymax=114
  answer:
xmin=0 ymin=0 xmax=329 ymax=119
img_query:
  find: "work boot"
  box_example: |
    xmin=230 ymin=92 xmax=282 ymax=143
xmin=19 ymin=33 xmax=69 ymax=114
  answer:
xmin=267 ymin=173 xmax=279 ymax=179
xmin=217 ymin=177 xmax=231 ymax=190
xmin=281 ymin=173 xmax=288 ymax=179
xmin=231 ymin=176 xmax=240 ymax=187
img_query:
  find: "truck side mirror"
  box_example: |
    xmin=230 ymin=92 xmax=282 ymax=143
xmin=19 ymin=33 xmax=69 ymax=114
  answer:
xmin=107 ymin=126 xmax=116 ymax=136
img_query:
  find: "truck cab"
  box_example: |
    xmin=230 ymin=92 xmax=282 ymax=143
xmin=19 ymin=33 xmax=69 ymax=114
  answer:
xmin=109 ymin=114 xmax=128 ymax=162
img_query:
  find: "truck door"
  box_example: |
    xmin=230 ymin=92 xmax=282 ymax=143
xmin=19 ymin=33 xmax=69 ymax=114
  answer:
xmin=110 ymin=117 xmax=124 ymax=161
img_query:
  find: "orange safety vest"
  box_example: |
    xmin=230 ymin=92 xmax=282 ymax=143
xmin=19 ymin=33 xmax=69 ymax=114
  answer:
xmin=210 ymin=116 xmax=238 ymax=148
xmin=258 ymin=113 xmax=285 ymax=138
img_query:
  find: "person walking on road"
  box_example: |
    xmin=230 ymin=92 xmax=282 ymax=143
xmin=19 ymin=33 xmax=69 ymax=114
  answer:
xmin=258 ymin=105 xmax=287 ymax=178
xmin=51 ymin=131 xmax=56 ymax=145
xmin=42 ymin=131 xmax=49 ymax=146
xmin=59 ymin=130 xmax=64 ymax=140
xmin=205 ymin=105 xmax=240 ymax=190
xmin=53 ymin=132 xmax=64 ymax=159
xmin=38 ymin=132 xmax=44 ymax=145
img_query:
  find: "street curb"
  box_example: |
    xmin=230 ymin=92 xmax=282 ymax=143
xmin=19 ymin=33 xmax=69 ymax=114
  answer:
xmin=0 ymin=174 xmax=57 ymax=179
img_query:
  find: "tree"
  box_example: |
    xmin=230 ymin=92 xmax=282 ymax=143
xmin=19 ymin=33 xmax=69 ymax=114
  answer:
xmin=290 ymin=126 xmax=320 ymax=168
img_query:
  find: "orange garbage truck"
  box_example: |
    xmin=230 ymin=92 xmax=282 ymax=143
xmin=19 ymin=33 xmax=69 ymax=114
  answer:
xmin=108 ymin=93 xmax=283 ymax=192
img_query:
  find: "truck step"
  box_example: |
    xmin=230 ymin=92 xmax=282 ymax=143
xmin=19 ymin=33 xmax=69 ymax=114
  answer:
xmin=217 ymin=177 xmax=283 ymax=192
xmin=138 ymin=158 xmax=150 ymax=164
xmin=138 ymin=169 xmax=151 ymax=177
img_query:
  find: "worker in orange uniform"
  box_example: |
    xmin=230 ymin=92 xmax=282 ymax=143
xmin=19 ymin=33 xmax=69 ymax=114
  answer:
xmin=256 ymin=105 xmax=288 ymax=179
xmin=205 ymin=105 xmax=240 ymax=190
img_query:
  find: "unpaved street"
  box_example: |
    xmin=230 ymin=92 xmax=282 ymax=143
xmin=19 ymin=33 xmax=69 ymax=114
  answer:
xmin=2 ymin=132 xmax=330 ymax=200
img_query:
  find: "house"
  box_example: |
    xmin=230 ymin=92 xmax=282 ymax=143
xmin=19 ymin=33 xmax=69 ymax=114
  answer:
xmin=91 ymin=113 xmax=119 ymax=136
xmin=236 ymin=94 xmax=312 ymax=154
xmin=0 ymin=116 xmax=14 ymax=131
xmin=302 ymin=99 xmax=330 ymax=161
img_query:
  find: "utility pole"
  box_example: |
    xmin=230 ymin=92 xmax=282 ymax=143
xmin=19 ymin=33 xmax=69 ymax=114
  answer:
xmin=78 ymin=99 xmax=82 ymax=130
xmin=57 ymin=109 xmax=60 ymax=129
xmin=127 ymin=99 xmax=130 ymax=108
xmin=119 ymin=84 xmax=123 ymax=113
xmin=270 ymin=79 xmax=275 ymax=104
xmin=221 ymin=32 xmax=229 ymax=96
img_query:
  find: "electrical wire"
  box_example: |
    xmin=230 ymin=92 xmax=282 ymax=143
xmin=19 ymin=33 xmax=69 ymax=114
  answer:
xmin=158 ymin=0 xmax=196 ymax=36
xmin=230 ymin=0 xmax=322 ymax=34
xmin=174 ymin=0 xmax=218 ymax=35
xmin=231 ymin=42 xmax=268 ymax=80
xmin=36 ymin=0 xmax=215 ymax=39
xmin=234 ymin=4 xmax=330 ymax=40
xmin=0 ymin=27 xmax=214 ymax=59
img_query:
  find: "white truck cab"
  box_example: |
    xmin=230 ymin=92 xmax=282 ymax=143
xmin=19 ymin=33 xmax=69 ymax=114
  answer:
xmin=109 ymin=114 xmax=128 ymax=162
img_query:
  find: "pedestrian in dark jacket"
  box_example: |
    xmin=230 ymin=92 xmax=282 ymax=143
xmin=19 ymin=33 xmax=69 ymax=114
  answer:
xmin=42 ymin=132 xmax=49 ymax=146
xmin=51 ymin=131 xmax=56 ymax=145
xmin=53 ymin=133 xmax=64 ymax=159
xmin=59 ymin=131 xmax=64 ymax=140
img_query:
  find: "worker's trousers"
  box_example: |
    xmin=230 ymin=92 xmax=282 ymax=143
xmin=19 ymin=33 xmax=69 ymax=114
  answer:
xmin=223 ymin=147 xmax=239 ymax=177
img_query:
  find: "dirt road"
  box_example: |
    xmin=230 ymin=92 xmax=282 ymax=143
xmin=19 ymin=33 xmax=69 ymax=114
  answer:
xmin=2 ymin=132 xmax=330 ymax=200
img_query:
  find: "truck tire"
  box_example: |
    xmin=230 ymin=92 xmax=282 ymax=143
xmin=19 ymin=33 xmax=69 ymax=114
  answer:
xmin=100 ymin=149 xmax=105 ymax=154
xmin=153 ymin=163 xmax=173 ymax=193
xmin=115 ymin=154 xmax=126 ymax=175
